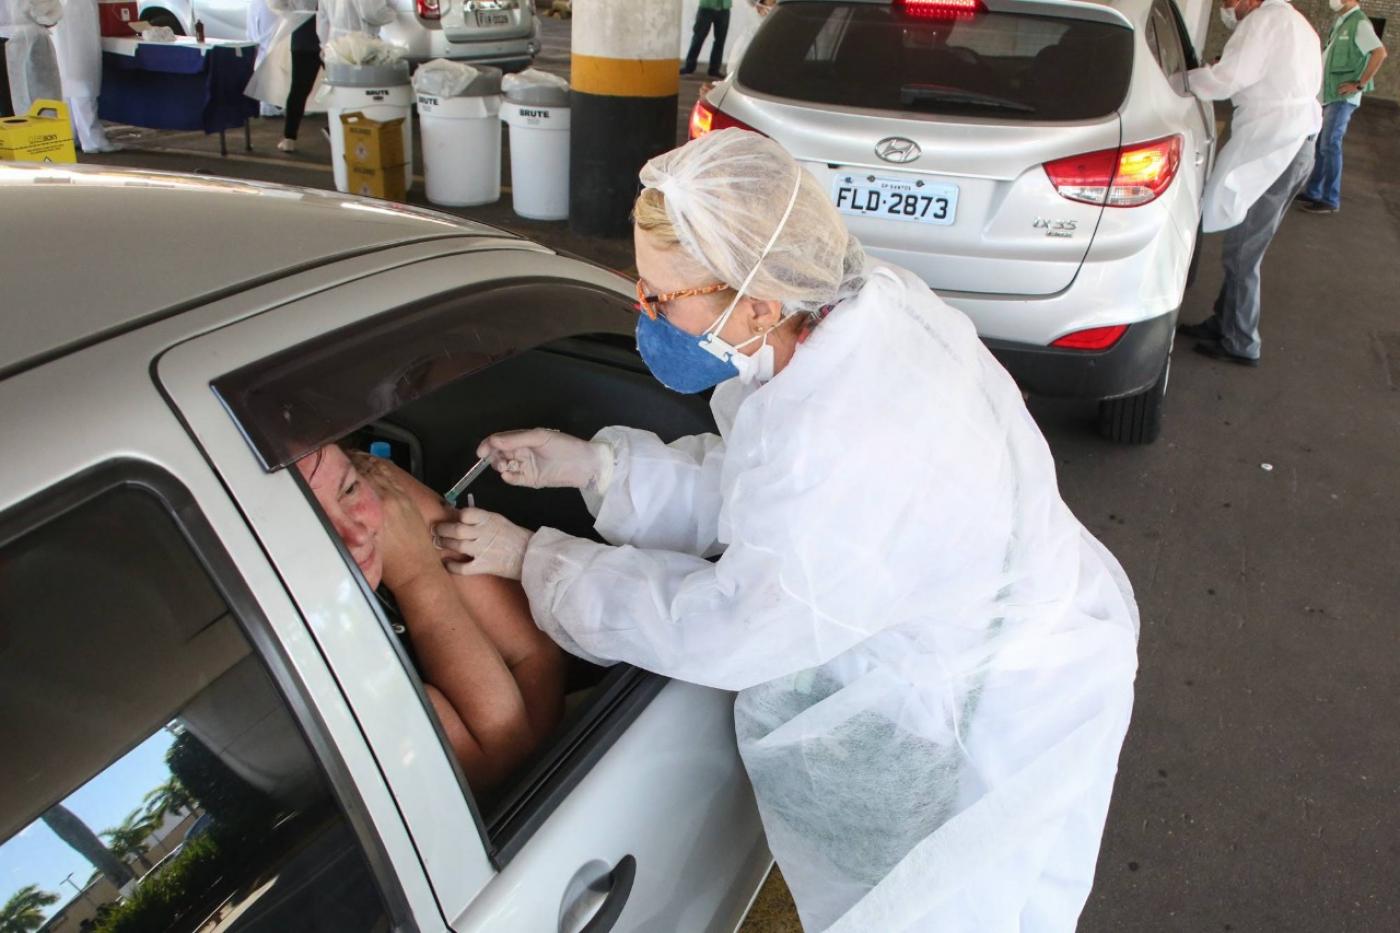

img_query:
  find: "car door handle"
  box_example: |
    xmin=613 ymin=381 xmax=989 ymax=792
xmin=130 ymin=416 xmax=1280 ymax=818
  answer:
xmin=558 ymin=855 xmax=637 ymax=933
xmin=1195 ymin=150 xmax=1206 ymax=167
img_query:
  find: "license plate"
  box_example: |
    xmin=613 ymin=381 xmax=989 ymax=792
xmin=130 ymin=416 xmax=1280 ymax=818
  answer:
xmin=831 ymin=174 xmax=958 ymax=226
xmin=476 ymin=10 xmax=511 ymax=26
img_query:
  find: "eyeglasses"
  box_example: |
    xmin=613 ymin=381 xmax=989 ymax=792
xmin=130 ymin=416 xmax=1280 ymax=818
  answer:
xmin=634 ymin=278 xmax=730 ymax=320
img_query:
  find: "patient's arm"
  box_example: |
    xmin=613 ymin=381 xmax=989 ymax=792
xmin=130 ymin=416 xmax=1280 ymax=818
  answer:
xmin=362 ymin=455 xmax=566 ymax=743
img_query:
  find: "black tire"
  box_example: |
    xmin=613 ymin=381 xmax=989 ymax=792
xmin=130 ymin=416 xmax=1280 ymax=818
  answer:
xmin=1098 ymin=354 xmax=1169 ymax=445
xmin=1185 ymin=221 xmax=1203 ymax=288
xmin=142 ymin=9 xmax=185 ymax=35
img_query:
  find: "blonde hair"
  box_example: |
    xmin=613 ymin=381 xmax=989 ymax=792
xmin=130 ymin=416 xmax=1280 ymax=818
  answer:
xmin=633 ymin=187 xmax=680 ymax=246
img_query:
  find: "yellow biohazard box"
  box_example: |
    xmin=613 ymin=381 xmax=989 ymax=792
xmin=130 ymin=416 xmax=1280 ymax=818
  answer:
xmin=346 ymin=163 xmax=407 ymax=202
xmin=340 ymin=111 xmax=406 ymax=170
xmin=0 ymin=100 xmax=78 ymax=164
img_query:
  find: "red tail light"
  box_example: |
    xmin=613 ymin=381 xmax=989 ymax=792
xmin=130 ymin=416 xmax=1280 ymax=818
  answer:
xmin=1044 ymin=135 xmax=1182 ymax=207
xmin=898 ymin=0 xmax=983 ymax=18
xmin=689 ymin=97 xmax=757 ymax=140
xmin=417 ymin=0 xmax=441 ymax=20
xmin=1050 ymin=324 xmax=1129 ymax=351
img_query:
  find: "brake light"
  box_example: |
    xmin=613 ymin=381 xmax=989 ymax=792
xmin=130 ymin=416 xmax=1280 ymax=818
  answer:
xmin=689 ymin=97 xmax=757 ymax=140
xmin=898 ymin=0 xmax=983 ymax=19
xmin=417 ymin=0 xmax=441 ymax=20
xmin=1043 ymin=135 xmax=1182 ymax=207
xmin=1051 ymin=324 xmax=1129 ymax=351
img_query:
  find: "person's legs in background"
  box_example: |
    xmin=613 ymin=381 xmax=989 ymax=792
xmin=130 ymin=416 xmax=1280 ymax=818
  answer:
xmin=1202 ymin=139 xmax=1316 ymax=363
xmin=280 ymin=47 xmax=321 ymax=151
xmin=1300 ymin=101 xmax=1357 ymax=211
xmin=68 ymin=96 xmax=112 ymax=153
xmin=683 ymin=9 xmax=717 ymax=75
xmin=708 ymin=9 xmax=731 ymax=77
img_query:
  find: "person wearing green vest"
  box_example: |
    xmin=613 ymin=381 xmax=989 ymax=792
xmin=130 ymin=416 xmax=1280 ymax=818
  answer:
xmin=1297 ymin=0 xmax=1388 ymax=213
xmin=682 ymin=0 xmax=733 ymax=79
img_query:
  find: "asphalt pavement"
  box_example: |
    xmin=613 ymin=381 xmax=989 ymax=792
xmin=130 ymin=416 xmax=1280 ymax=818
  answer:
xmin=71 ymin=19 xmax=1400 ymax=930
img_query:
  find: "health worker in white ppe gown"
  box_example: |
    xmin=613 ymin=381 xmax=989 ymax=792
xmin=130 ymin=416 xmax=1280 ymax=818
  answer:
xmin=52 ymin=0 xmax=113 ymax=153
xmin=1 ymin=0 xmax=62 ymax=115
xmin=434 ymin=129 xmax=1141 ymax=933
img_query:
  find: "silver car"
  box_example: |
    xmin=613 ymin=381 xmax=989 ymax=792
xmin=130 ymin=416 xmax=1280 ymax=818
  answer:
xmin=695 ymin=0 xmax=1216 ymax=443
xmin=137 ymin=0 xmax=540 ymax=68
xmin=0 ymin=164 xmax=767 ymax=933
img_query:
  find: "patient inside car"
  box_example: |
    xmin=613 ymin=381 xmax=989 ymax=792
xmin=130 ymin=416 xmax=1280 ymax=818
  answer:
xmin=297 ymin=445 xmax=566 ymax=791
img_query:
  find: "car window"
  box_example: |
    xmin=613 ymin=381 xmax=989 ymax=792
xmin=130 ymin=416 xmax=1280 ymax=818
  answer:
xmin=0 ymin=472 xmax=397 ymax=933
xmin=213 ymin=278 xmax=716 ymax=865
xmin=738 ymin=1 xmax=1134 ymax=122
xmin=1148 ymin=0 xmax=1188 ymax=80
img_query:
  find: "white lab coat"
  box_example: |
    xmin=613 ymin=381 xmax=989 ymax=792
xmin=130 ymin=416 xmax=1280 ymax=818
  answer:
xmin=2 ymin=0 xmax=62 ymax=115
xmin=524 ymin=262 xmax=1140 ymax=932
xmin=244 ymin=0 xmax=322 ymax=114
xmin=1187 ymin=0 xmax=1322 ymax=232
xmin=316 ymin=0 xmax=393 ymax=45
xmin=51 ymin=0 xmax=108 ymax=151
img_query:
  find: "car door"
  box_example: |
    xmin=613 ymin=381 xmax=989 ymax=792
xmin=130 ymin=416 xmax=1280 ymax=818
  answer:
xmin=157 ymin=243 xmax=771 ymax=933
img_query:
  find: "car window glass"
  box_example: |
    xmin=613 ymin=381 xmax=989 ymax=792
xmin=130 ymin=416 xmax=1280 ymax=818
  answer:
xmin=0 ymin=480 xmax=394 ymax=933
xmin=1150 ymin=0 xmax=1188 ymax=79
xmin=738 ymin=2 xmax=1134 ymax=122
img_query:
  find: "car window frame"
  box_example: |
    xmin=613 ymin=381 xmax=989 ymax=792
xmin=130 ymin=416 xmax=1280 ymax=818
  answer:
xmin=1147 ymin=0 xmax=1190 ymax=82
xmin=0 ymin=458 xmax=419 ymax=933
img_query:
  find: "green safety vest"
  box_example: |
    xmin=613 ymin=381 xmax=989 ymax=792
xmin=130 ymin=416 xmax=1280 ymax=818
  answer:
xmin=1323 ymin=8 xmax=1376 ymax=104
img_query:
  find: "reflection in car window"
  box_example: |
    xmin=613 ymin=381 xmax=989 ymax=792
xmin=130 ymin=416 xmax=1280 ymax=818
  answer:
xmin=0 ymin=483 xmax=392 ymax=933
xmin=1150 ymin=0 xmax=1188 ymax=79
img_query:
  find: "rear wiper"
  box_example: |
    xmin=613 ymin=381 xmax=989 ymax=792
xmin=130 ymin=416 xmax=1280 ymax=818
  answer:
xmin=900 ymin=84 xmax=1037 ymax=114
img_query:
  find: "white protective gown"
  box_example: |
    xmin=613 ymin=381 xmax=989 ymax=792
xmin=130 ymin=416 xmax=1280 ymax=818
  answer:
xmin=316 ymin=0 xmax=393 ymax=45
xmin=51 ymin=0 xmax=108 ymax=152
xmin=523 ymin=262 xmax=1140 ymax=932
xmin=245 ymin=0 xmax=323 ymax=114
xmin=1187 ymin=0 xmax=1322 ymax=232
xmin=2 ymin=0 xmax=62 ymax=115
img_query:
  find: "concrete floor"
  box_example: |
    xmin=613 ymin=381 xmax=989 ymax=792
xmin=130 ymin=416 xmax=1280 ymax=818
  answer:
xmin=72 ymin=17 xmax=1400 ymax=931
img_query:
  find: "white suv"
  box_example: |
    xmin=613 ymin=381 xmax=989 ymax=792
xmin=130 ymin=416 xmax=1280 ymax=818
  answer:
xmin=695 ymin=0 xmax=1216 ymax=443
xmin=138 ymin=0 xmax=540 ymax=68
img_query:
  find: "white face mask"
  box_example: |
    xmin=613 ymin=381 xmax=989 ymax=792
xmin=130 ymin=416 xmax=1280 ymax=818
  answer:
xmin=1219 ymin=5 xmax=1238 ymax=29
xmin=1328 ymin=0 xmax=1344 ymax=11
xmin=729 ymin=332 xmax=777 ymax=385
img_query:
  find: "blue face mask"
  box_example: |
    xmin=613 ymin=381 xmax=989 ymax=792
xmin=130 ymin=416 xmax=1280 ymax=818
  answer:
xmin=635 ymin=312 xmax=741 ymax=394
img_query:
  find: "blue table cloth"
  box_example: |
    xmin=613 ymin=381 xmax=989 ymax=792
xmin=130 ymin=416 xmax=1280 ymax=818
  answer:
xmin=99 ymin=38 xmax=258 ymax=135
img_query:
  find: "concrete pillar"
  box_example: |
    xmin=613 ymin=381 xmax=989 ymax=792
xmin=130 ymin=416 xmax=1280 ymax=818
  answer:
xmin=570 ymin=0 xmax=683 ymax=237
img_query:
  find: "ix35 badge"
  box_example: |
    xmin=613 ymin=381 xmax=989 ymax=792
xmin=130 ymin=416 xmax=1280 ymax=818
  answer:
xmin=1033 ymin=218 xmax=1078 ymax=238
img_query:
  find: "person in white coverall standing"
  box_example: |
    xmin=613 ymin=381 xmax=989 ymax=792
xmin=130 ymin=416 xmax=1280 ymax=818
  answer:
xmin=1177 ymin=0 xmax=1322 ymax=367
xmin=434 ymin=129 xmax=1140 ymax=933
xmin=52 ymin=0 xmax=113 ymax=153
xmin=1 ymin=0 xmax=62 ymax=115
xmin=317 ymin=0 xmax=392 ymax=44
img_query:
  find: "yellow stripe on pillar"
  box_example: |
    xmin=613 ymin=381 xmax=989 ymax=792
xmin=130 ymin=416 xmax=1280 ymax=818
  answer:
xmin=571 ymin=54 xmax=681 ymax=99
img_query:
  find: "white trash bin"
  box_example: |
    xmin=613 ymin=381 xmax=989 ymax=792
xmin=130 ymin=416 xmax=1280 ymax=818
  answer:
xmin=322 ymin=61 xmax=414 ymax=195
xmin=501 ymin=76 xmax=571 ymax=221
xmin=417 ymin=67 xmax=503 ymax=207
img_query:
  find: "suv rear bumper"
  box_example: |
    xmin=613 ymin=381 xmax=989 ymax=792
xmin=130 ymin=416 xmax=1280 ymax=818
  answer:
xmin=983 ymin=310 xmax=1176 ymax=401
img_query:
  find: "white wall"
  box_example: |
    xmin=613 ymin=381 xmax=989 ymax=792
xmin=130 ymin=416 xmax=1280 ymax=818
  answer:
xmin=1180 ymin=0 xmax=1214 ymax=58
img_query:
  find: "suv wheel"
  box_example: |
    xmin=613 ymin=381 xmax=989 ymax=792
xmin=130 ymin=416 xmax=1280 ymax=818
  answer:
xmin=1098 ymin=354 xmax=1169 ymax=445
xmin=142 ymin=8 xmax=185 ymax=34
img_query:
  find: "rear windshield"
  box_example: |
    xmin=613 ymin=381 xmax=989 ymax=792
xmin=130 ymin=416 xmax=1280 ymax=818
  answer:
xmin=738 ymin=2 xmax=1133 ymax=122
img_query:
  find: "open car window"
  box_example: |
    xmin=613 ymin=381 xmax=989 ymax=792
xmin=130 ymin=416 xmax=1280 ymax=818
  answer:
xmin=213 ymin=277 xmax=718 ymax=864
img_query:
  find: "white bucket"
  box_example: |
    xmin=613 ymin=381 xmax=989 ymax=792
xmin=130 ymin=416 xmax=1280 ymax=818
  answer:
xmin=418 ymin=93 xmax=502 ymax=207
xmin=501 ymin=100 xmax=571 ymax=221
xmin=324 ymin=83 xmax=415 ymax=195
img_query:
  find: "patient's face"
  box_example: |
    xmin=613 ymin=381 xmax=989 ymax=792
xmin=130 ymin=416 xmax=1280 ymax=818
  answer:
xmin=298 ymin=445 xmax=385 ymax=589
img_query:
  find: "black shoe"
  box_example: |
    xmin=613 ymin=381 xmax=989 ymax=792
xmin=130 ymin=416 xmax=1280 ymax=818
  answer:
xmin=1299 ymin=201 xmax=1339 ymax=214
xmin=1194 ymin=339 xmax=1259 ymax=367
xmin=679 ymin=65 xmax=696 ymax=75
xmin=707 ymin=69 xmax=725 ymax=79
xmin=1293 ymin=194 xmax=1318 ymax=206
xmin=1177 ymin=319 xmax=1220 ymax=341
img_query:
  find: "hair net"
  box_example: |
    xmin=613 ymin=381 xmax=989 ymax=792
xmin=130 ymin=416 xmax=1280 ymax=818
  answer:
xmin=639 ymin=128 xmax=867 ymax=316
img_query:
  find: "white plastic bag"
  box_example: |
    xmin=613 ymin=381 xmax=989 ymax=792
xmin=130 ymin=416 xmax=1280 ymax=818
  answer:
xmin=501 ymin=67 xmax=569 ymax=95
xmin=321 ymin=33 xmax=404 ymax=67
xmin=411 ymin=58 xmax=478 ymax=98
xmin=140 ymin=26 xmax=177 ymax=42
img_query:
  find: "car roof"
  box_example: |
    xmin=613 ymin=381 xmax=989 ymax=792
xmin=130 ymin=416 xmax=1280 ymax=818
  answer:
xmin=0 ymin=164 xmax=513 ymax=378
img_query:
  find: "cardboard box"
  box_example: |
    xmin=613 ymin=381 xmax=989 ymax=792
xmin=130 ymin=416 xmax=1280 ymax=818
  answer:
xmin=340 ymin=112 xmax=406 ymax=170
xmin=0 ymin=101 xmax=78 ymax=164
xmin=347 ymin=163 xmax=408 ymax=201
xmin=98 ymin=0 xmax=139 ymax=37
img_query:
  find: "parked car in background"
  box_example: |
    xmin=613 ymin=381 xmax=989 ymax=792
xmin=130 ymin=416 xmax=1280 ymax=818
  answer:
xmin=137 ymin=0 xmax=540 ymax=68
xmin=0 ymin=163 xmax=768 ymax=933
xmin=695 ymin=0 xmax=1216 ymax=443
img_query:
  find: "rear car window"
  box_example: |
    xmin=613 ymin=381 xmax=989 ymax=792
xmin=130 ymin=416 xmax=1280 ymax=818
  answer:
xmin=738 ymin=1 xmax=1134 ymax=122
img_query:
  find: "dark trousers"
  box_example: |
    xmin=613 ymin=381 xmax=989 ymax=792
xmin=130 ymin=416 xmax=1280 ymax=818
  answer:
xmin=284 ymin=49 xmax=322 ymax=140
xmin=0 ymin=38 xmax=12 ymax=118
xmin=685 ymin=8 xmax=731 ymax=75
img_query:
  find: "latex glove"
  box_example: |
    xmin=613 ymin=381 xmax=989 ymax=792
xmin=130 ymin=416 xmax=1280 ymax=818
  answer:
xmin=478 ymin=429 xmax=614 ymax=491
xmin=434 ymin=508 xmax=532 ymax=580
